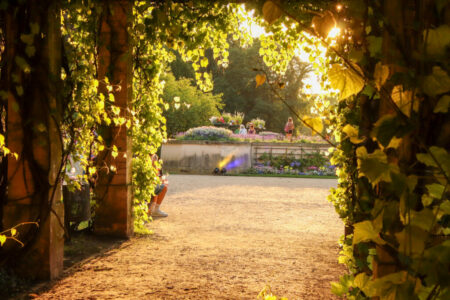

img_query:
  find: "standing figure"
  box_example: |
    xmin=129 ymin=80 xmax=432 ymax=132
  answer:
xmin=148 ymin=154 xmax=169 ymax=217
xmin=239 ymin=124 xmax=247 ymax=135
xmin=248 ymin=123 xmax=256 ymax=134
xmin=284 ymin=117 xmax=295 ymax=141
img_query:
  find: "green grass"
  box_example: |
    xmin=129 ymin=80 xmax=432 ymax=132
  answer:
xmin=227 ymin=173 xmax=337 ymax=179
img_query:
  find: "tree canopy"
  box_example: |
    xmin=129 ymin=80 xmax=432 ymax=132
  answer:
xmin=162 ymin=72 xmax=223 ymax=137
xmin=170 ymin=40 xmax=313 ymax=134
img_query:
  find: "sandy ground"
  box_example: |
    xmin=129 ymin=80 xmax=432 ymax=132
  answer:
xmin=36 ymin=175 xmax=345 ymax=299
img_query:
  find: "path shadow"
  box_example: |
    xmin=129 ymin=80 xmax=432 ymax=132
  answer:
xmin=9 ymin=232 xmax=126 ymax=300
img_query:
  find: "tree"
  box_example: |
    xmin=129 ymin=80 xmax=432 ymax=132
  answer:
xmin=171 ymin=39 xmax=313 ymax=133
xmin=162 ymin=72 xmax=223 ymax=137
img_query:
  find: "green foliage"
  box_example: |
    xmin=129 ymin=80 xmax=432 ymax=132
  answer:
xmin=248 ymin=117 xmax=266 ymax=130
xmin=130 ymin=1 xmax=249 ymax=231
xmin=171 ymin=39 xmax=312 ymax=133
xmin=328 ymin=63 xmax=365 ymax=100
xmin=309 ymin=1 xmax=450 ymax=299
xmin=162 ymin=72 xmax=223 ymax=137
xmin=61 ymin=1 xmax=106 ymax=187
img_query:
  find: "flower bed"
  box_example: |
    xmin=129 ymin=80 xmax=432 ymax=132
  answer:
xmin=181 ymin=126 xmax=233 ymax=141
xmin=176 ymin=129 xmax=326 ymax=144
xmin=209 ymin=112 xmax=244 ymax=127
xmin=230 ymin=131 xmax=283 ymax=141
xmin=246 ymin=151 xmax=336 ymax=176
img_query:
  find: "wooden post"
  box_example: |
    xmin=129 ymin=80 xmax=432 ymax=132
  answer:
xmin=94 ymin=0 xmax=133 ymax=238
xmin=2 ymin=1 xmax=64 ymax=280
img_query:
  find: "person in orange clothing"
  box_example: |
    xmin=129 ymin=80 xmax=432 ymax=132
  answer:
xmin=148 ymin=154 xmax=168 ymax=217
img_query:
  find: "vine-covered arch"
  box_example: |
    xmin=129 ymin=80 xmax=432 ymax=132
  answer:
xmin=0 ymin=1 xmax=449 ymax=299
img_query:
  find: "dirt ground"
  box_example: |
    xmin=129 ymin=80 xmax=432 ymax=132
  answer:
xmin=36 ymin=175 xmax=345 ymax=299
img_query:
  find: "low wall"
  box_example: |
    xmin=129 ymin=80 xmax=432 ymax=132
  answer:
xmin=161 ymin=140 xmax=252 ymax=174
xmin=161 ymin=140 xmax=329 ymax=175
xmin=252 ymin=142 xmax=329 ymax=163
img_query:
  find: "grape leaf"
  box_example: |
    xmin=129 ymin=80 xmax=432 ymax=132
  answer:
xmin=423 ymin=66 xmax=450 ymax=97
xmin=371 ymin=114 xmax=409 ymax=147
xmin=426 ymin=183 xmax=445 ymax=199
xmin=342 ymin=124 xmax=365 ymax=144
xmin=328 ymin=63 xmax=365 ymax=100
xmin=255 ymin=74 xmax=266 ymax=88
xmin=312 ymin=10 xmax=336 ymax=38
xmin=374 ymin=62 xmax=389 ymax=90
xmin=417 ymin=146 xmax=450 ymax=177
xmin=396 ymin=226 xmax=427 ymax=256
xmin=424 ymin=25 xmax=450 ymax=57
xmin=0 ymin=235 xmax=6 ymax=246
xmin=367 ymin=36 xmax=382 ymax=57
xmin=200 ymin=57 xmax=208 ymax=68
xmin=353 ymin=220 xmax=385 ymax=245
xmin=356 ymin=147 xmax=399 ymax=186
xmin=262 ymin=1 xmax=283 ymax=25
xmin=303 ymin=117 xmax=323 ymax=135
xmin=433 ymin=95 xmax=450 ymax=113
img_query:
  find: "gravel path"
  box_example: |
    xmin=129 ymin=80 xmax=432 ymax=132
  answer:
xmin=37 ymin=175 xmax=344 ymax=299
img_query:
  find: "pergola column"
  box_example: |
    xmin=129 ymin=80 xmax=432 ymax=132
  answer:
xmin=94 ymin=0 xmax=133 ymax=238
xmin=3 ymin=1 xmax=64 ymax=280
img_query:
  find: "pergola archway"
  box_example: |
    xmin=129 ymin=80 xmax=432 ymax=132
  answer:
xmin=1 ymin=2 xmax=448 ymax=300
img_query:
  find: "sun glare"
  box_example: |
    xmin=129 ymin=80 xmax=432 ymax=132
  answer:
xmin=327 ymin=27 xmax=341 ymax=39
xmin=250 ymin=23 xmax=266 ymax=38
xmin=237 ymin=6 xmax=332 ymax=96
xmin=238 ymin=8 xmax=266 ymax=38
xmin=302 ymin=74 xmax=323 ymax=95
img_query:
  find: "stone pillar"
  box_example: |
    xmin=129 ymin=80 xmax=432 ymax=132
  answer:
xmin=94 ymin=0 xmax=133 ymax=238
xmin=2 ymin=1 xmax=64 ymax=280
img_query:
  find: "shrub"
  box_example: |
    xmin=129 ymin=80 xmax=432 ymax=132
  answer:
xmin=222 ymin=112 xmax=232 ymax=124
xmin=210 ymin=112 xmax=245 ymax=126
xmin=248 ymin=118 xmax=265 ymax=130
xmin=162 ymin=73 xmax=223 ymax=137
xmin=182 ymin=126 xmax=233 ymax=141
xmin=231 ymin=112 xmax=244 ymax=125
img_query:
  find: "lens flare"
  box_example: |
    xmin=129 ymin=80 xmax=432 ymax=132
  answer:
xmin=225 ymin=157 xmax=246 ymax=170
xmin=218 ymin=152 xmax=235 ymax=169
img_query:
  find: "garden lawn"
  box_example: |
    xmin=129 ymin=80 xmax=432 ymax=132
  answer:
xmin=36 ymin=175 xmax=344 ymax=299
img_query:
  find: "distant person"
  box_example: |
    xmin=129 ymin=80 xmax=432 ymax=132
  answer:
xmin=284 ymin=117 xmax=295 ymax=141
xmin=148 ymin=154 xmax=168 ymax=217
xmin=239 ymin=124 xmax=247 ymax=135
xmin=248 ymin=123 xmax=256 ymax=134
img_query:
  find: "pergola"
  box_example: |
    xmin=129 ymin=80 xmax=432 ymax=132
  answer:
xmin=3 ymin=1 xmax=133 ymax=279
